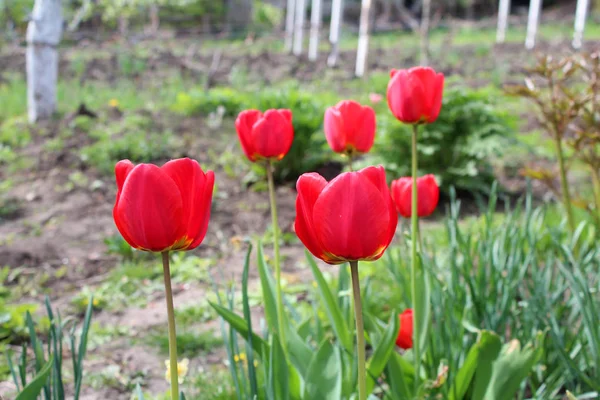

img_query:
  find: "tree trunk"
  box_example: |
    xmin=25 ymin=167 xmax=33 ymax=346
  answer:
xmin=26 ymin=0 xmax=63 ymax=123
xmin=573 ymin=0 xmax=590 ymax=49
xmin=525 ymin=0 xmax=542 ymax=49
xmin=293 ymin=0 xmax=306 ymax=55
xmin=496 ymin=0 xmax=511 ymax=43
xmin=309 ymin=0 xmax=323 ymax=61
xmin=355 ymin=0 xmax=373 ymax=77
xmin=285 ymin=0 xmax=296 ymax=52
xmin=419 ymin=0 xmax=431 ymax=65
xmin=327 ymin=0 xmax=344 ymax=66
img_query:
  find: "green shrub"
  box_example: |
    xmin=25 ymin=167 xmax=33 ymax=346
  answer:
xmin=372 ymin=86 xmax=516 ymax=194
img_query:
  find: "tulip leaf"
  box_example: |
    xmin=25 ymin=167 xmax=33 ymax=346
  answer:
xmin=304 ymin=339 xmax=342 ymax=400
xmin=482 ymin=332 xmax=545 ymax=400
xmin=15 ymin=356 xmax=53 ymax=400
xmin=470 ymin=331 xmax=503 ymax=400
xmin=285 ymin=321 xmax=312 ymax=379
xmin=366 ymin=314 xmax=399 ymax=395
xmin=268 ymin=334 xmax=289 ymax=400
xmin=448 ymin=330 xmax=502 ymax=400
xmin=257 ymin=243 xmax=280 ymax=335
xmin=414 ymin=254 xmax=431 ymax=359
xmin=307 ymin=253 xmax=353 ymax=354
xmin=242 ymin=245 xmax=259 ymax=397
xmin=386 ymin=352 xmax=414 ymax=399
xmin=210 ymin=302 xmax=270 ymax=359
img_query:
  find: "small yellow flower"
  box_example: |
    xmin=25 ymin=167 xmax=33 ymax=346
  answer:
xmin=254 ymin=360 xmax=258 ymax=367
xmin=312 ymin=281 xmax=318 ymax=288
xmin=234 ymin=352 xmax=247 ymax=363
xmin=108 ymin=99 xmax=120 ymax=108
xmin=92 ymin=298 xmax=100 ymax=307
xmin=165 ymin=358 xmax=189 ymax=384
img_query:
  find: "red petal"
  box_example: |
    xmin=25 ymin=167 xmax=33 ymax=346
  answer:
xmin=251 ymin=109 xmax=294 ymax=160
xmin=353 ymin=105 xmax=376 ymax=153
xmin=278 ymin=109 xmax=293 ymax=123
xmin=387 ymin=69 xmax=425 ymax=123
xmin=391 ymin=177 xmax=412 ymax=218
xmin=114 ymin=164 xmax=185 ymax=251
xmin=428 ymin=73 xmax=445 ymax=123
xmin=295 ymin=173 xmax=330 ymax=262
xmin=324 ymin=107 xmax=346 ymax=153
xmin=313 ymin=171 xmax=392 ymax=261
xmin=236 ymin=110 xmax=262 ymax=162
xmin=396 ymin=309 xmax=414 ymax=349
xmin=419 ymin=174 xmax=439 ymax=217
xmin=162 ymin=158 xmax=215 ymax=250
xmin=113 ymin=160 xmax=136 ymax=247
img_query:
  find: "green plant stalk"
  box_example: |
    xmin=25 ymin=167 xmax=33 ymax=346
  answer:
xmin=411 ymin=124 xmax=422 ymax=391
xmin=266 ymin=161 xmax=286 ymax=354
xmin=554 ymin=137 xmax=575 ymax=233
xmin=592 ymin=167 xmax=600 ymax=221
xmin=162 ymin=252 xmax=179 ymax=400
xmin=350 ymin=261 xmax=367 ymax=400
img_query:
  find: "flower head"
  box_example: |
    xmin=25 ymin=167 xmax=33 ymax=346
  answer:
xmin=390 ymin=174 xmax=439 ymax=218
xmin=113 ymin=158 xmax=214 ymax=252
xmin=165 ymin=358 xmax=189 ymax=384
xmin=396 ymin=309 xmax=413 ymax=349
xmin=235 ymin=109 xmax=294 ymax=162
xmin=387 ymin=67 xmax=444 ymax=124
xmin=324 ymin=100 xmax=376 ymax=155
xmin=294 ymin=166 xmax=397 ymax=264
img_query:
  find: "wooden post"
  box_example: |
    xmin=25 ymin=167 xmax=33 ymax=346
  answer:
xmin=525 ymin=0 xmax=542 ymax=49
xmin=285 ymin=0 xmax=296 ymax=52
xmin=573 ymin=0 xmax=590 ymax=49
xmin=308 ymin=0 xmax=322 ymax=61
xmin=327 ymin=0 xmax=344 ymax=66
xmin=26 ymin=0 xmax=63 ymax=123
xmin=293 ymin=0 xmax=306 ymax=55
xmin=420 ymin=0 xmax=431 ymax=65
xmin=496 ymin=0 xmax=511 ymax=43
xmin=355 ymin=0 xmax=372 ymax=77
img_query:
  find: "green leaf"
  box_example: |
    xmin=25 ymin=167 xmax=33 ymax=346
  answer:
xmin=414 ymin=254 xmax=431 ymax=357
xmin=268 ymin=334 xmax=289 ymax=400
xmin=15 ymin=356 xmax=53 ymax=400
xmin=483 ymin=333 xmax=545 ymax=400
xmin=449 ymin=330 xmax=502 ymax=400
xmin=285 ymin=321 xmax=312 ymax=379
xmin=366 ymin=314 xmax=399 ymax=395
xmin=257 ymin=243 xmax=280 ymax=335
xmin=135 ymin=383 xmax=145 ymax=400
xmin=386 ymin=352 xmax=414 ymax=399
xmin=210 ymin=302 xmax=270 ymax=359
xmin=469 ymin=330 xmax=503 ymax=399
xmin=307 ymin=253 xmax=353 ymax=353
xmin=304 ymin=339 xmax=342 ymax=400
xmin=242 ymin=245 xmax=259 ymax=397
xmin=74 ymin=294 xmax=94 ymax=399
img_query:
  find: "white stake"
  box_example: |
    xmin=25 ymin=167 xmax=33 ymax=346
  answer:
xmin=525 ymin=0 xmax=542 ymax=49
xmin=573 ymin=0 xmax=590 ymax=49
xmin=284 ymin=0 xmax=296 ymax=52
xmin=27 ymin=0 xmax=63 ymax=123
xmin=293 ymin=0 xmax=306 ymax=55
xmin=355 ymin=0 xmax=372 ymax=77
xmin=496 ymin=0 xmax=511 ymax=43
xmin=327 ymin=0 xmax=343 ymax=66
xmin=309 ymin=0 xmax=322 ymax=61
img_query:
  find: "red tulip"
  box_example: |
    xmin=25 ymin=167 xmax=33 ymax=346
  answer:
xmin=235 ymin=109 xmax=294 ymax=162
xmin=113 ymin=158 xmax=215 ymax=252
xmin=294 ymin=166 xmax=397 ymax=264
xmin=387 ymin=67 xmax=445 ymax=124
xmin=324 ymin=100 xmax=376 ymax=155
xmin=395 ymin=309 xmax=413 ymax=349
xmin=391 ymin=174 xmax=439 ymax=218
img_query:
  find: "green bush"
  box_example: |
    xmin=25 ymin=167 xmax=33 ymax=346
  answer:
xmin=172 ymin=86 xmax=332 ymax=183
xmin=372 ymin=86 xmax=516 ymax=194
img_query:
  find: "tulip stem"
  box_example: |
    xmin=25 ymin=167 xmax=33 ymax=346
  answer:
xmin=266 ymin=161 xmax=287 ymax=354
xmin=554 ymin=136 xmax=575 ymax=233
xmin=348 ymin=153 xmax=354 ymax=172
xmin=411 ymin=124 xmax=422 ymax=392
xmin=350 ymin=261 xmax=367 ymax=400
xmin=162 ymin=251 xmax=179 ymax=400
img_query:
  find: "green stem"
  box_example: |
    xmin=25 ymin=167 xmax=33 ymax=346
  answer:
xmin=350 ymin=261 xmax=367 ymax=400
xmin=266 ymin=161 xmax=287 ymax=353
xmin=162 ymin=252 xmax=179 ymax=400
xmin=554 ymin=136 xmax=575 ymax=232
xmin=348 ymin=153 xmax=354 ymax=172
xmin=411 ymin=124 xmax=422 ymax=391
xmin=591 ymin=167 xmax=600 ymax=222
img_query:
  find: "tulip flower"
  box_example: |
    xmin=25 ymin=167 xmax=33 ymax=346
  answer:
xmin=295 ymin=165 xmax=397 ymax=264
xmin=295 ymin=165 xmax=397 ymax=400
xmin=391 ymin=175 xmax=439 ymax=218
xmin=113 ymin=158 xmax=215 ymax=252
xmin=113 ymin=157 xmax=214 ymax=400
xmin=387 ymin=67 xmax=444 ymax=124
xmin=235 ymin=109 xmax=294 ymax=163
xmin=395 ymin=309 xmax=414 ymax=350
xmin=324 ymin=100 xmax=376 ymax=156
